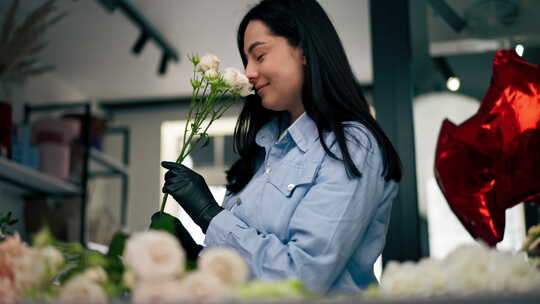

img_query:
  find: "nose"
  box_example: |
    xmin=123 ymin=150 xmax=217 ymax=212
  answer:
xmin=245 ymin=61 xmax=258 ymax=84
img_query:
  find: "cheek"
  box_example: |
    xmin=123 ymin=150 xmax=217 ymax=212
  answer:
xmin=279 ymin=65 xmax=304 ymax=94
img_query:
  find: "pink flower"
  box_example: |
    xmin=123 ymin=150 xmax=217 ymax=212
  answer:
xmin=0 ymin=234 xmax=27 ymax=260
xmin=0 ymin=277 xmax=16 ymax=304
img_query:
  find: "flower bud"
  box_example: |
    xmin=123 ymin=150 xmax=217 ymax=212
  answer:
xmin=189 ymin=55 xmax=200 ymax=66
xmin=190 ymin=79 xmax=201 ymax=89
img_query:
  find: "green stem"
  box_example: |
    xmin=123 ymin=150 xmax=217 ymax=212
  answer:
xmin=160 ymin=84 xmax=202 ymax=213
xmin=159 ymin=80 xmax=237 ymax=213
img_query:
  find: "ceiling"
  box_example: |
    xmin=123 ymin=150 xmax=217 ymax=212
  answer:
xmin=1 ymin=0 xmax=539 ymax=103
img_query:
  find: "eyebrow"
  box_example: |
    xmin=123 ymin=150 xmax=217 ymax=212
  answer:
xmin=246 ymin=41 xmax=267 ymax=55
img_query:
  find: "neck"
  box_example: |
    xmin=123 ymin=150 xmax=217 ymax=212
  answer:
xmin=288 ymin=106 xmax=305 ymax=125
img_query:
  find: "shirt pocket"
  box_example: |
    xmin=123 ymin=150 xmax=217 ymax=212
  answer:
xmin=258 ymin=161 xmax=321 ymax=239
xmin=268 ymin=161 xmax=320 ymax=197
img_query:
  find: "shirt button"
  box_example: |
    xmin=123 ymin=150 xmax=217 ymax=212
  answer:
xmin=287 ymin=184 xmax=295 ymax=191
xmin=265 ymin=167 xmax=272 ymax=174
xmin=236 ymin=198 xmax=242 ymax=206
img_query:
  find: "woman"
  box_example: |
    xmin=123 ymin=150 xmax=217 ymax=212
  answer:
xmin=160 ymin=0 xmax=402 ymax=295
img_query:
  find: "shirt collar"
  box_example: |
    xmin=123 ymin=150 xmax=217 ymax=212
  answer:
xmin=255 ymin=112 xmax=319 ymax=152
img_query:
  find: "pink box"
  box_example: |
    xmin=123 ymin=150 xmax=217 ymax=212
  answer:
xmin=32 ymin=118 xmax=81 ymax=180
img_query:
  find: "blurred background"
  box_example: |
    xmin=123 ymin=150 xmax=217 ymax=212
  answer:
xmin=0 ymin=0 xmax=539 ymax=272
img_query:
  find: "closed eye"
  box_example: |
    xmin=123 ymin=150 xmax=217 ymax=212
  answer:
xmin=256 ymin=54 xmax=265 ymax=62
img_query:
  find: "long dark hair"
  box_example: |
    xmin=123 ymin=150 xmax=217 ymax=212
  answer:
xmin=226 ymin=0 xmax=401 ymax=193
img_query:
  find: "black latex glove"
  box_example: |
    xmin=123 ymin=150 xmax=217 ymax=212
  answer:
xmin=161 ymin=161 xmax=223 ymax=233
xmin=150 ymin=212 xmax=203 ymax=262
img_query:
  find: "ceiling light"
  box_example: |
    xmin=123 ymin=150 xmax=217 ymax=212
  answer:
xmin=515 ymin=44 xmax=524 ymax=57
xmin=447 ymin=77 xmax=461 ymax=91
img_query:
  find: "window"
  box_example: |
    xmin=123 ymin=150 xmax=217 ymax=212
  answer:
xmin=161 ymin=117 xmax=238 ymax=244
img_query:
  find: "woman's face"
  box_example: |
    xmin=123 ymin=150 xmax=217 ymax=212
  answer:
xmin=243 ymin=20 xmax=305 ymax=121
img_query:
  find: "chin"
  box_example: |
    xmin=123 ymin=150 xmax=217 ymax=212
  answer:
xmin=261 ymin=98 xmax=279 ymax=111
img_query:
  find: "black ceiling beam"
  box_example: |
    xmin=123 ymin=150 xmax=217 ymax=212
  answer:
xmin=427 ymin=0 xmax=467 ymax=33
xmin=432 ymin=56 xmax=455 ymax=80
xmin=95 ymin=0 xmax=179 ymax=73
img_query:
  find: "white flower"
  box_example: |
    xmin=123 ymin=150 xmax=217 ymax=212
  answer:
xmin=39 ymin=246 xmax=64 ymax=274
xmin=132 ymin=279 xmax=184 ymax=304
xmin=177 ymin=271 xmax=233 ymax=302
xmin=198 ymin=54 xmax=220 ymax=72
xmin=237 ymin=73 xmax=254 ymax=97
xmin=198 ymin=247 xmax=248 ymax=287
xmin=416 ymin=259 xmax=448 ymax=297
xmin=445 ymin=243 xmax=491 ymax=294
xmin=377 ymin=242 xmax=540 ymax=299
xmin=204 ymin=68 xmax=219 ymax=80
xmin=122 ymin=268 xmax=137 ymax=288
xmin=58 ymin=275 xmax=107 ymax=304
xmin=222 ymin=67 xmax=240 ymax=87
xmin=11 ymin=248 xmax=46 ymax=295
xmin=82 ymin=267 xmax=108 ymax=284
xmin=223 ymin=67 xmax=254 ymax=97
xmin=379 ymin=261 xmax=423 ymax=298
xmin=485 ymin=250 xmax=540 ymax=292
xmin=123 ymin=230 xmax=185 ymax=280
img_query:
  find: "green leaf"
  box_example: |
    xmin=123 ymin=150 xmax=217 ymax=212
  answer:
xmin=237 ymin=279 xmax=311 ymax=301
xmin=106 ymin=231 xmax=129 ymax=258
xmin=149 ymin=212 xmax=178 ymax=236
xmin=31 ymin=226 xmax=57 ymax=247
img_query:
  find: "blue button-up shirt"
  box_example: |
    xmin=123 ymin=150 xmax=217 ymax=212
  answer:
xmin=204 ymin=112 xmax=398 ymax=295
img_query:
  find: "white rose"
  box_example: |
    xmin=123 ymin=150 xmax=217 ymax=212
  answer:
xmin=222 ymin=67 xmax=239 ymax=87
xmin=413 ymin=259 xmax=447 ymax=297
xmin=58 ymin=276 xmax=107 ymax=304
xmin=198 ymin=247 xmax=249 ymax=287
xmin=223 ymin=67 xmax=254 ymax=97
xmin=444 ymin=243 xmax=490 ymax=294
xmin=487 ymin=250 xmax=540 ymax=292
xmin=12 ymin=248 xmax=46 ymax=294
xmin=204 ymin=68 xmax=219 ymax=79
xmin=39 ymin=246 xmax=64 ymax=274
xmin=122 ymin=268 xmax=137 ymax=288
xmin=82 ymin=267 xmax=108 ymax=284
xmin=236 ymin=72 xmax=254 ymax=97
xmin=379 ymin=262 xmax=422 ymax=298
xmin=199 ymin=54 xmax=220 ymax=72
xmin=132 ymin=279 xmax=184 ymax=304
xmin=177 ymin=271 xmax=233 ymax=302
xmin=123 ymin=230 xmax=185 ymax=280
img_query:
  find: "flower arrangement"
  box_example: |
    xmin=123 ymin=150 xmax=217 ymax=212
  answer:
xmin=159 ymin=53 xmax=253 ymax=213
xmin=363 ymin=242 xmax=540 ymax=300
xmin=0 ymin=0 xmax=66 ymax=85
xmin=0 ymin=228 xmax=308 ymax=303
xmin=0 ymin=231 xmax=109 ymax=303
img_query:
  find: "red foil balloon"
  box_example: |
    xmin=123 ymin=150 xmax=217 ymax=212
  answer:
xmin=435 ymin=50 xmax=540 ymax=246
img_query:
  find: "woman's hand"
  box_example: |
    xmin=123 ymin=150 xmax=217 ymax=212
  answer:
xmin=161 ymin=161 xmax=223 ymax=233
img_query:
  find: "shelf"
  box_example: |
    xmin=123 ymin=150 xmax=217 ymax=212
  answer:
xmin=0 ymin=157 xmax=80 ymax=195
xmin=89 ymin=148 xmax=129 ymax=176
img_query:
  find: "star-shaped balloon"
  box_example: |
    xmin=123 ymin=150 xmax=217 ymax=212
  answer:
xmin=435 ymin=50 xmax=540 ymax=246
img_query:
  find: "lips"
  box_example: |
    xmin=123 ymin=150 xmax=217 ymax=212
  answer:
xmin=256 ymin=83 xmax=269 ymax=94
